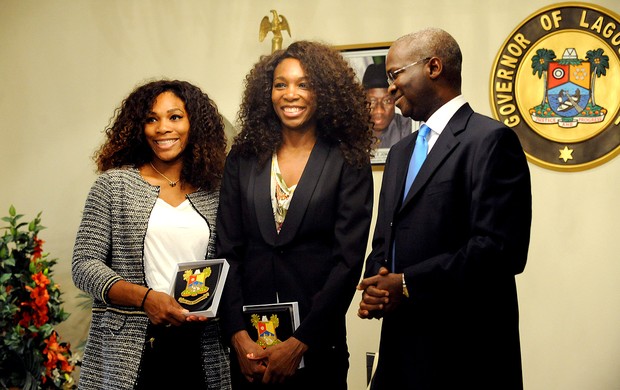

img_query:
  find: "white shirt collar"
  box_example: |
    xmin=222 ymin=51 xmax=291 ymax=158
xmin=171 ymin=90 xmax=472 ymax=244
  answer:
xmin=424 ymin=95 xmax=467 ymax=135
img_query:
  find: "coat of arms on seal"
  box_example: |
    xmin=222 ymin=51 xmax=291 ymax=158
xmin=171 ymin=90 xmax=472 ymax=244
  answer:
xmin=531 ymin=47 xmax=608 ymax=128
xmin=490 ymin=3 xmax=620 ymax=171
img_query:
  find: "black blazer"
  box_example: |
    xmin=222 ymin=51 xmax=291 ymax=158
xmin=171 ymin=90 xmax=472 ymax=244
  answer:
xmin=366 ymin=104 xmax=532 ymax=389
xmin=217 ymin=138 xmax=373 ymax=351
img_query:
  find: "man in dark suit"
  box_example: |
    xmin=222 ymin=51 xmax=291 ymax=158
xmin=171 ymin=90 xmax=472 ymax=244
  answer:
xmin=358 ymin=28 xmax=532 ymax=389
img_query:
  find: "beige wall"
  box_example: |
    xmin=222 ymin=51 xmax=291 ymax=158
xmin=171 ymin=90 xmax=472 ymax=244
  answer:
xmin=1 ymin=1 xmax=619 ymax=388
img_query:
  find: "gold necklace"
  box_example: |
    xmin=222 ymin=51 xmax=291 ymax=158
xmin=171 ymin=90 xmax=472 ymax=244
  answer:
xmin=149 ymin=162 xmax=180 ymax=187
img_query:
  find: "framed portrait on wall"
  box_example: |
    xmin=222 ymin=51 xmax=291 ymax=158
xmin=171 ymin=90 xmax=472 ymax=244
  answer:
xmin=337 ymin=42 xmax=418 ymax=165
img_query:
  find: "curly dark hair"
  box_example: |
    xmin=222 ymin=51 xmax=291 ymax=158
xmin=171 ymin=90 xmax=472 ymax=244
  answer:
xmin=234 ymin=40 xmax=373 ymax=167
xmin=95 ymin=79 xmax=227 ymax=191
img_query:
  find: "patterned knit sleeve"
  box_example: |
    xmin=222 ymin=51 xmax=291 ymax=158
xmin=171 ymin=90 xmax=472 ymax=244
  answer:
xmin=72 ymin=173 xmax=122 ymax=304
xmin=205 ymin=189 xmax=220 ymax=260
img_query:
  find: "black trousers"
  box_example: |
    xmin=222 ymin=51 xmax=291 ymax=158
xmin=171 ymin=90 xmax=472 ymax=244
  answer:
xmin=135 ymin=322 xmax=208 ymax=390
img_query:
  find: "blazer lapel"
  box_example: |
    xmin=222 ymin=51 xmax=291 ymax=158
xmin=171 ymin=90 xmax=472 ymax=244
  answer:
xmin=253 ymin=158 xmax=278 ymax=246
xmin=276 ymin=138 xmax=330 ymax=245
xmin=392 ymin=135 xmax=416 ymax=211
xmin=401 ymin=104 xmax=473 ymax=209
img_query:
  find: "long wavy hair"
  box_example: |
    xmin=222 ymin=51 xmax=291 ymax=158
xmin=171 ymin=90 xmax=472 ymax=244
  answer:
xmin=234 ymin=41 xmax=373 ymax=167
xmin=95 ymin=80 xmax=227 ymax=191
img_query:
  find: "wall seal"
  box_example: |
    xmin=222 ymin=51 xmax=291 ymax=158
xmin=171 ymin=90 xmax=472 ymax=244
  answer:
xmin=490 ymin=2 xmax=620 ymax=171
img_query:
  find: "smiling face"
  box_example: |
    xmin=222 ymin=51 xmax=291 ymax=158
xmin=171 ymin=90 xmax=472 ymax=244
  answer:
xmin=144 ymin=91 xmax=190 ymax=164
xmin=386 ymin=41 xmax=434 ymax=122
xmin=271 ymin=58 xmax=318 ymax=134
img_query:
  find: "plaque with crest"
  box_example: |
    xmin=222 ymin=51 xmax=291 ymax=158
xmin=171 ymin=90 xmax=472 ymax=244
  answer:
xmin=168 ymin=259 xmax=229 ymax=317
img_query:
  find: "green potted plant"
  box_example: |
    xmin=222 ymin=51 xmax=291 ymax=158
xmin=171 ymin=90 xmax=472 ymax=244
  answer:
xmin=0 ymin=206 xmax=78 ymax=389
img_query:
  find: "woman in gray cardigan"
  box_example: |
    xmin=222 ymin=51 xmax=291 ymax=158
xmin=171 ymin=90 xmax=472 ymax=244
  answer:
xmin=72 ymin=80 xmax=231 ymax=389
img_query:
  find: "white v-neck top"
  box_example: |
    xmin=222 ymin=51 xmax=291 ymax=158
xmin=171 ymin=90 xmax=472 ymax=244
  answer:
xmin=143 ymin=198 xmax=210 ymax=293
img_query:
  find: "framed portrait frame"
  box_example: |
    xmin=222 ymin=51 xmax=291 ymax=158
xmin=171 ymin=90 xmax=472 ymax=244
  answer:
xmin=336 ymin=42 xmax=417 ymax=165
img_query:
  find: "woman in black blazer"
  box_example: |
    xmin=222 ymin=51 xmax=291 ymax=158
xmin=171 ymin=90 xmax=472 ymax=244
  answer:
xmin=216 ymin=41 xmax=373 ymax=389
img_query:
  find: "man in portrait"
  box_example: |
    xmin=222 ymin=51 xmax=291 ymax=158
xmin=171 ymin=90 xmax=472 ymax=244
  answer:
xmin=362 ymin=63 xmax=413 ymax=149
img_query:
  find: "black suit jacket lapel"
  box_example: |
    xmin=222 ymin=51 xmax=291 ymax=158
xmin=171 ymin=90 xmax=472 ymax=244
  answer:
xmin=390 ymin=135 xmax=416 ymax=213
xmin=400 ymin=104 xmax=473 ymax=209
xmin=253 ymin=138 xmax=331 ymax=247
xmin=253 ymin=157 xmax=277 ymax=246
xmin=277 ymin=138 xmax=330 ymax=245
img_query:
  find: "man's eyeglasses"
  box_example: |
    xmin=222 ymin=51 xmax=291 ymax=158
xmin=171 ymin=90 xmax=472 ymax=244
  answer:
xmin=387 ymin=57 xmax=431 ymax=86
xmin=369 ymin=97 xmax=395 ymax=109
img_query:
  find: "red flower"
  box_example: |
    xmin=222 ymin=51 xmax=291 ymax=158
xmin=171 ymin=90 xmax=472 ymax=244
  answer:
xmin=18 ymin=311 xmax=32 ymax=328
xmin=32 ymin=272 xmax=50 ymax=288
xmin=23 ymin=272 xmax=51 ymax=327
xmin=32 ymin=237 xmax=44 ymax=260
xmin=42 ymin=331 xmax=74 ymax=382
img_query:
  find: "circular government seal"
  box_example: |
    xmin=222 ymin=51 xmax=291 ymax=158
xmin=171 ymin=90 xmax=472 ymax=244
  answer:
xmin=490 ymin=3 xmax=620 ymax=171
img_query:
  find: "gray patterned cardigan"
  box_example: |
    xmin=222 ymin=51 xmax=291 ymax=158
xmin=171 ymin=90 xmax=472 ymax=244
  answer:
xmin=72 ymin=168 xmax=230 ymax=389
